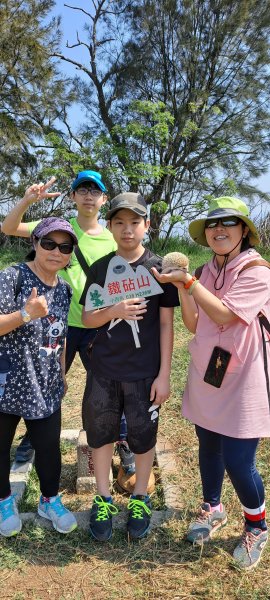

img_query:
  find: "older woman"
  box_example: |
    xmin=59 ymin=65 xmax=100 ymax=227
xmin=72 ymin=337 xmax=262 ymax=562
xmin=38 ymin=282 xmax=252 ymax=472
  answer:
xmin=153 ymin=196 xmax=270 ymax=570
xmin=0 ymin=216 xmax=78 ymax=537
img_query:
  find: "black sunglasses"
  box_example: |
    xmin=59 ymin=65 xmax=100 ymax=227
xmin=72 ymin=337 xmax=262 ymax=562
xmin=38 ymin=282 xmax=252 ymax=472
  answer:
xmin=205 ymin=217 xmax=241 ymax=229
xmin=39 ymin=237 xmax=74 ymax=254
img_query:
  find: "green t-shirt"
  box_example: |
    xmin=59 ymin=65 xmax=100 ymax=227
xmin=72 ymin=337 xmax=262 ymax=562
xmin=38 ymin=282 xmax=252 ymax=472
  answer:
xmin=27 ymin=217 xmax=117 ymax=327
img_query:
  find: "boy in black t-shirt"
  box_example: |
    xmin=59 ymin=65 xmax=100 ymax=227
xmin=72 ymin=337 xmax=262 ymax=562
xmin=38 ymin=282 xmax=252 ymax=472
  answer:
xmin=80 ymin=192 xmax=179 ymax=542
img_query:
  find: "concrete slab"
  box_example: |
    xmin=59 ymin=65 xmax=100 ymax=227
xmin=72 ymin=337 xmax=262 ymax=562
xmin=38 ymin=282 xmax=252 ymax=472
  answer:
xmin=10 ymin=456 xmax=35 ymax=501
xmin=155 ymin=436 xmax=182 ymax=515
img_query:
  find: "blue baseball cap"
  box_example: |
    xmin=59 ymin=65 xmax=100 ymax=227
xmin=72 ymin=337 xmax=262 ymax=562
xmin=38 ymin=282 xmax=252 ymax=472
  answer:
xmin=71 ymin=170 xmax=107 ymax=193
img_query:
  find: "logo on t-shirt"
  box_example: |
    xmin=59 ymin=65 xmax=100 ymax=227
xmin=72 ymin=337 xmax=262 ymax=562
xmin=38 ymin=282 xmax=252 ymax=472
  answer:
xmin=85 ymin=256 xmax=163 ymax=348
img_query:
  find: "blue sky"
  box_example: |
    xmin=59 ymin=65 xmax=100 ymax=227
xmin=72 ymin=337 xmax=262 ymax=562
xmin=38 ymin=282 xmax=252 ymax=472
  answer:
xmin=53 ymin=1 xmax=91 ymax=76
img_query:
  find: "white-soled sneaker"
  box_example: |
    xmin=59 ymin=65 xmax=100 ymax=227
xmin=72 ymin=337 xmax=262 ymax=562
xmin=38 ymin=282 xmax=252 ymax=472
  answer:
xmin=0 ymin=495 xmax=22 ymax=537
xmin=38 ymin=495 xmax=77 ymax=534
xmin=187 ymin=502 xmax=227 ymax=544
xmin=233 ymin=526 xmax=268 ymax=570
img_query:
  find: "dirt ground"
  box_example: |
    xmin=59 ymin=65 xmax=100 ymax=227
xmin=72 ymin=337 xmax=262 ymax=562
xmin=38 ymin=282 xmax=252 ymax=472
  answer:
xmin=2 ymin=357 xmax=175 ymax=600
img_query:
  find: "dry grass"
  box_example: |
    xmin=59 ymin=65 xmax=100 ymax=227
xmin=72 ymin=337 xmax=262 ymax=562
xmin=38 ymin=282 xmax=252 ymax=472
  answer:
xmin=4 ymin=319 xmax=270 ymax=600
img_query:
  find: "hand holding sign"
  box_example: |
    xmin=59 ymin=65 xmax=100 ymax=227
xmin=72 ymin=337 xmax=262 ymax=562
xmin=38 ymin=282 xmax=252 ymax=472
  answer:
xmin=85 ymin=255 xmax=163 ymax=348
xmin=111 ymin=297 xmax=147 ymax=321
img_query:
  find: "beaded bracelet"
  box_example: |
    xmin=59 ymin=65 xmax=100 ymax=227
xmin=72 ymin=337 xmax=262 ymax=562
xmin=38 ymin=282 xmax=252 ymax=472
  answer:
xmin=188 ymin=279 xmax=199 ymax=295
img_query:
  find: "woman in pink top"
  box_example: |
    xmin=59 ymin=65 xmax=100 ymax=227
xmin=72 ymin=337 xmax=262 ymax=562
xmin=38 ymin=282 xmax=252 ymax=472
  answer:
xmin=153 ymin=196 xmax=270 ymax=570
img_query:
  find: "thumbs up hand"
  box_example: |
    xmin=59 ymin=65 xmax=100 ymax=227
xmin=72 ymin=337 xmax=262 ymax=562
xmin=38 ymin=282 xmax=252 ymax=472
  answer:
xmin=24 ymin=287 xmax=48 ymax=319
xmin=28 ymin=287 xmax=37 ymax=300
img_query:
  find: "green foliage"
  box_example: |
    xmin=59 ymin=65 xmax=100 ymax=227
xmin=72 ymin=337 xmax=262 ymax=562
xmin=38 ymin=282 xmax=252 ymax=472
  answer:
xmin=182 ymin=119 xmax=199 ymax=138
xmin=148 ymin=235 xmax=212 ymax=261
xmin=46 ymin=0 xmax=270 ymax=239
xmin=151 ymin=201 xmax=168 ymax=215
xmin=41 ymin=133 xmax=96 ymax=190
xmin=0 ymin=246 xmax=26 ymax=270
xmin=19 ymin=467 xmax=40 ymax=513
xmin=222 ymin=178 xmax=239 ymax=196
xmin=2 ymin=0 xmax=270 ymax=241
xmin=113 ymin=100 xmax=174 ymax=147
xmin=0 ymin=0 xmax=74 ymax=200
xmin=169 ymin=214 xmax=184 ymax=226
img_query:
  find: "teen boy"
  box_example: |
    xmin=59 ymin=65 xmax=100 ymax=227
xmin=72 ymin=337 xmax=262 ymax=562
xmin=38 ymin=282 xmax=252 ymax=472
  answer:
xmin=80 ymin=192 xmax=179 ymax=541
xmin=1 ymin=171 xmax=117 ymax=458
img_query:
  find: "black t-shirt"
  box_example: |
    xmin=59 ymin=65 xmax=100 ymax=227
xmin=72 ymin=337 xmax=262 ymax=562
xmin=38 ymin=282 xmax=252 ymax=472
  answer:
xmin=80 ymin=249 xmax=179 ymax=382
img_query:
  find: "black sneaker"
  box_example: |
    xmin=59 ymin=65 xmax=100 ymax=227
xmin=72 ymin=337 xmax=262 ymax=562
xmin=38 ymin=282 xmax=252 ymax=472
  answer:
xmin=15 ymin=434 xmax=34 ymax=463
xmin=127 ymin=495 xmax=152 ymax=539
xmin=89 ymin=495 xmax=119 ymax=541
xmin=115 ymin=441 xmax=136 ymax=475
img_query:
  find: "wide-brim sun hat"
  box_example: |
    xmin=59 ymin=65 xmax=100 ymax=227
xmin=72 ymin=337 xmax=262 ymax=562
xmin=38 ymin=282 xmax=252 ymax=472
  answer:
xmin=71 ymin=170 xmax=107 ymax=192
xmin=189 ymin=196 xmax=260 ymax=247
xmin=31 ymin=217 xmax=78 ymax=245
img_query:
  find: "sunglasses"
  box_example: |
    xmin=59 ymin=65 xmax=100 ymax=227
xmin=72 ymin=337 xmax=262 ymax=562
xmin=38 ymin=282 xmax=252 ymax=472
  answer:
xmin=39 ymin=237 xmax=74 ymax=254
xmin=205 ymin=217 xmax=241 ymax=229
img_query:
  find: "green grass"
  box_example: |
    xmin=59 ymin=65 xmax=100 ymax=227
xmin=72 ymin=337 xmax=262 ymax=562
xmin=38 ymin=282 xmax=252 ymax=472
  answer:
xmin=148 ymin=236 xmax=212 ymax=266
xmin=149 ymin=235 xmax=270 ymax=265
xmin=0 ymin=244 xmax=27 ymax=269
xmin=1 ymin=239 xmax=270 ymax=600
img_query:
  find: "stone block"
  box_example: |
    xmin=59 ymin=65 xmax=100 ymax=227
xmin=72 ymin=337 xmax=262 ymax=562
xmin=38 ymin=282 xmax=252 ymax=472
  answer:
xmin=156 ymin=436 xmax=183 ymax=513
xmin=61 ymin=429 xmax=80 ymax=444
xmin=76 ymin=475 xmax=96 ymax=494
xmin=76 ymin=429 xmax=113 ymax=493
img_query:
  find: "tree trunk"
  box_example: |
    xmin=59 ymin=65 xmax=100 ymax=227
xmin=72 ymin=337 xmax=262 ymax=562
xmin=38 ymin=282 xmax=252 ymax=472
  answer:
xmin=149 ymin=209 xmax=163 ymax=241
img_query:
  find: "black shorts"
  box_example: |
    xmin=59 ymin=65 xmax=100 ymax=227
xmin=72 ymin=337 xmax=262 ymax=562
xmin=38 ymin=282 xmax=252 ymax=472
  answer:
xmin=82 ymin=372 xmax=159 ymax=454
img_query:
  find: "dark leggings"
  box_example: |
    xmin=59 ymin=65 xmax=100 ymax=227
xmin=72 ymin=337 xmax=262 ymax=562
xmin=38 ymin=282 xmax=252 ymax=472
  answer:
xmin=20 ymin=326 xmax=128 ymax=454
xmin=196 ymin=425 xmax=265 ymax=512
xmin=0 ymin=409 xmax=61 ymax=498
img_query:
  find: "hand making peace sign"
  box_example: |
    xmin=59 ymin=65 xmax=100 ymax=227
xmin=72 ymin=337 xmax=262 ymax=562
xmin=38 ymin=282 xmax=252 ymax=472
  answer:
xmin=23 ymin=177 xmax=61 ymax=205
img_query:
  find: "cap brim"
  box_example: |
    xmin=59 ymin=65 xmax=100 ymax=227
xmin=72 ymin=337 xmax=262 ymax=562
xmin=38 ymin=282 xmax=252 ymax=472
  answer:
xmin=72 ymin=177 xmax=106 ymax=192
xmin=105 ymin=204 xmax=147 ymax=220
xmin=189 ymin=213 xmax=260 ymax=246
xmin=34 ymin=226 xmax=78 ymax=245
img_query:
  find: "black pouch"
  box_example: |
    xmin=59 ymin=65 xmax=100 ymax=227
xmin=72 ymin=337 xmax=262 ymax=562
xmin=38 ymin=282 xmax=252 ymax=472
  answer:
xmin=203 ymin=346 xmax=232 ymax=388
xmin=87 ymin=342 xmax=93 ymax=358
xmin=87 ymin=331 xmax=98 ymax=358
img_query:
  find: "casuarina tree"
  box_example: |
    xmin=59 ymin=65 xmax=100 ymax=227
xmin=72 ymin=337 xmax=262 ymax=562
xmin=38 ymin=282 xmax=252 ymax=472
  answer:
xmin=0 ymin=0 xmax=75 ymax=209
xmin=50 ymin=0 xmax=270 ymax=239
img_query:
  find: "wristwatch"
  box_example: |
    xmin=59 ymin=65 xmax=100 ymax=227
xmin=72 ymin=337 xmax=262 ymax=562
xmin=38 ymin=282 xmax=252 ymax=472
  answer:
xmin=20 ymin=307 xmax=31 ymax=323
